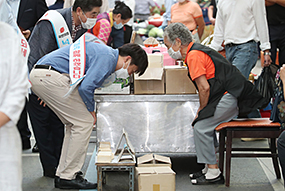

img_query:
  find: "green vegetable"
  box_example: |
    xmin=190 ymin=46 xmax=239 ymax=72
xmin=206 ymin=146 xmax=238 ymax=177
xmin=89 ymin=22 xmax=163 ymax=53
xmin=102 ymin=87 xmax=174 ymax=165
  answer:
xmin=137 ymin=28 xmax=148 ymax=35
xmin=152 ymin=6 xmax=160 ymax=15
xmin=148 ymin=28 xmax=158 ymax=37
xmin=157 ymin=28 xmax=164 ymax=38
xmin=146 ymin=24 xmax=155 ymax=31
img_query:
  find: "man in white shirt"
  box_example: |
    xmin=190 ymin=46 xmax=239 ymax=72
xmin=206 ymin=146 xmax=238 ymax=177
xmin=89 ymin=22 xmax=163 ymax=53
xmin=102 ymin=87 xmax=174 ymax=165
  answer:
xmin=0 ymin=21 xmax=29 ymax=191
xmin=210 ymin=0 xmax=272 ymax=79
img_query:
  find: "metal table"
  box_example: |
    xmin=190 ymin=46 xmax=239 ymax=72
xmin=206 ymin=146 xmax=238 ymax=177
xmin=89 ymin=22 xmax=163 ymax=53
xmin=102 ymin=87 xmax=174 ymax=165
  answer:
xmin=94 ymin=94 xmax=199 ymax=153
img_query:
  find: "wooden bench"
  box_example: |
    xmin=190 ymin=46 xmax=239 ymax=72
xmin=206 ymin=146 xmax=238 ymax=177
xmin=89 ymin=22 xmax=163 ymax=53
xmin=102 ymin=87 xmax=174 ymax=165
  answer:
xmin=215 ymin=118 xmax=282 ymax=187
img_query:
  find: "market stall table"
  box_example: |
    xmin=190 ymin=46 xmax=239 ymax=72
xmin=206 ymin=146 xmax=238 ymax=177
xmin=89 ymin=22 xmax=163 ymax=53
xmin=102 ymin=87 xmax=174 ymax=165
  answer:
xmin=94 ymin=94 xmax=199 ymax=153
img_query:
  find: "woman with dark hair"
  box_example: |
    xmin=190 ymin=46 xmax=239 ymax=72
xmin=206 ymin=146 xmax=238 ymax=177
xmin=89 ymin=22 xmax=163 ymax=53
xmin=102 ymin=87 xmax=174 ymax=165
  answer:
xmin=88 ymin=1 xmax=132 ymax=48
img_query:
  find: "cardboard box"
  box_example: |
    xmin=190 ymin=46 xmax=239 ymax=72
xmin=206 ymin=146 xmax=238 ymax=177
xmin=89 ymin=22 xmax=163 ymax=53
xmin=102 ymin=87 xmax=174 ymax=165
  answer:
xmin=134 ymin=67 xmax=164 ymax=94
xmin=137 ymin=154 xmax=171 ymax=168
xmin=97 ymin=151 xmax=114 ymax=163
xmin=135 ymin=167 xmax=176 ymax=191
xmin=164 ymin=66 xmax=197 ymax=94
xmin=98 ymin=142 xmax=111 ymax=151
xmin=95 ymin=78 xmax=130 ymax=94
xmin=134 ymin=53 xmax=165 ymax=94
xmin=147 ymin=53 xmax=164 ymax=68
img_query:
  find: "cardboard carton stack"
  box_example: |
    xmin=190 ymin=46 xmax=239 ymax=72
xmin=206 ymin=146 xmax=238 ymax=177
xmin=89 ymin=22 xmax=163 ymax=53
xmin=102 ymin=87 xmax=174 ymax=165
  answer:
xmin=134 ymin=53 xmax=197 ymax=95
xmin=96 ymin=142 xmax=114 ymax=163
xmin=135 ymin=154 xmax=176 ymax=191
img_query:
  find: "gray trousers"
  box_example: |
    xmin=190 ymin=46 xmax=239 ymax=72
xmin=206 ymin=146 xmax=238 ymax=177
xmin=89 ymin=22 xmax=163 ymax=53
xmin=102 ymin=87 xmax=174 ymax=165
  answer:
xmin=194 ymin=93 xmax=238 ymax=165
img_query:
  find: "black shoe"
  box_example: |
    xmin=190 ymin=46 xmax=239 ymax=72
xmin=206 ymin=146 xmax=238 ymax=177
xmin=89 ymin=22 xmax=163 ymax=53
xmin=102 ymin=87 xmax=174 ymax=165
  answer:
xmin=189 ymin=170 xmax=205 ymax=179
xmin=55 ymin=172 xmax=97 ymax=189
xmin=191 ymin=173 xmax=225 ymax=185
xmin=54 ymin=176 xmax=60 ymax=188
xmin=22 ymin=140 xmax=31 ymax=150
xmin=32 ymin=143 xmax=39 ymax=153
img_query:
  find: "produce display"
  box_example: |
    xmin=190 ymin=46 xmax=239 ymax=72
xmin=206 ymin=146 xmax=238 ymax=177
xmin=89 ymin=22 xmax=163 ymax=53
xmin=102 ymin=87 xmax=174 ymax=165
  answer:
xmin=143 ymin=37 xmax=160 ymax=47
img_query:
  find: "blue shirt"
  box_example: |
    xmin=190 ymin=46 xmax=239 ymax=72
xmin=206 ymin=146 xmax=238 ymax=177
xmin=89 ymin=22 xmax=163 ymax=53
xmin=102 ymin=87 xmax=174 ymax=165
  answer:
xmin=36 ymin=42 xmax=118 ymax=111
xmin=161 ymin=0 xmax=176 ymax=29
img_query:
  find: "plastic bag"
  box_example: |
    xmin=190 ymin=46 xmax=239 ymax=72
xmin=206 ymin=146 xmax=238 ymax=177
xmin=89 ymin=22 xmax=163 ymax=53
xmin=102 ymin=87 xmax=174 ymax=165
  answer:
xmin=270 ymin=70 xmax=285 ymax=129
xmin=255 ymin=66 xmax=276 ymax=106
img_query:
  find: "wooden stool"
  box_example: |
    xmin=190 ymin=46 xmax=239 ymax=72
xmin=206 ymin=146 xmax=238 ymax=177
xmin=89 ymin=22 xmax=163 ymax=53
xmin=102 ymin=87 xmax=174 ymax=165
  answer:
xmin=215 ymin=118 xmax=282 ymax=187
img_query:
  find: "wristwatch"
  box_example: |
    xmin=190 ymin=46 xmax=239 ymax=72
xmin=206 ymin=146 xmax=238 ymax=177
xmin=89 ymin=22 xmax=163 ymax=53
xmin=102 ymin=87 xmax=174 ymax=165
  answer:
xmin=264 ymin=51 xmax=271 ymax=56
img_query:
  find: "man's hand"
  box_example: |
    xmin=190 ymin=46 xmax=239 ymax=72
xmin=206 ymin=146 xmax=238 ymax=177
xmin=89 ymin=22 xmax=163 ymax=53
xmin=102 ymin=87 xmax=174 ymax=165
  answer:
xmin=264 ymin=53 xmax=272 ymax=67
xmin=265 ymin=0 xmax=275 ymax=6
xmin=265 ymin=0 xmax=285 ymax=6
xmin=90 ymin=111 xmax=97 ymax=125
xmin=37 ymin=97 xmax=46 ymax=107
xmin=22 ymin=30 xmax=31 ymax=39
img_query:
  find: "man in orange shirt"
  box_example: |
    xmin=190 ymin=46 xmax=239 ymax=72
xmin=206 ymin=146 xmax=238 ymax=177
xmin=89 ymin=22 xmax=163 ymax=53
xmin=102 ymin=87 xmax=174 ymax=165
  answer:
xmin=170 ymin=0 xmax=205 ymax=43
xmin=163 ymin=23 xmax=266 ymax=185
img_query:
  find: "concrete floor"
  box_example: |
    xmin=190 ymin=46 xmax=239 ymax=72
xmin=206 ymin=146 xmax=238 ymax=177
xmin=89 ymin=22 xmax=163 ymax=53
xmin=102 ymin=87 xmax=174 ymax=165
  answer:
xmin=22 ymin=131 xmax=285 ymax=191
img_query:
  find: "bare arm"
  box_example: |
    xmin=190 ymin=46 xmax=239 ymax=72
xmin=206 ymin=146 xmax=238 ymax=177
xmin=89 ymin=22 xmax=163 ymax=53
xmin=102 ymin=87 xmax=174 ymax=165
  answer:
xmin=195 ymin=75 xmax=210 ymax=114
xmin=90 ymin=111 xmax=97 ymax=125
xmin=208 ymin=5 xmax=216 ymax=25
xmin=0 ymin=112 xmax=10 ymax=128
xmin=195 ymin=16 xmax=205 ymax=40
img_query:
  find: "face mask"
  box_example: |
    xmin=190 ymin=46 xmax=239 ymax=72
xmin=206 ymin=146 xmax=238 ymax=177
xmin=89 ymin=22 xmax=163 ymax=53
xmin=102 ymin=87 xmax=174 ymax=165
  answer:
xmin=101 ymin=73 xmax=116 ymax=87
xmin=177 ymin=0 xmax=186 ymax=2
xmin=79 ymin=11 xmax=97 ymax=29
xmin=115 ymin=60 xmax=130 ymax=79
xmin=113 ymin=21 xmax=124 ymax=29
xmin=168 ymin=45 xmax=182 ymax=60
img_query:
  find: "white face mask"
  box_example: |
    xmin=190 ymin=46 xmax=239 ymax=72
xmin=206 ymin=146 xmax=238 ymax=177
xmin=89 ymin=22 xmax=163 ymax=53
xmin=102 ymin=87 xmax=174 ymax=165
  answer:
xmin=168 ymin=44 xmax=182 ymax=60
xmin=79 ymin=11 xmax=97 ymax=29
xmin=177 ymin=0 xmax=186 ymax=2
xmin=115 ymin=60 xmax=131 ymax=79
xmin=101 ymin=73 xmax=116 ymax=87
xmin=113 ymin=21 xmax=124 ymax=29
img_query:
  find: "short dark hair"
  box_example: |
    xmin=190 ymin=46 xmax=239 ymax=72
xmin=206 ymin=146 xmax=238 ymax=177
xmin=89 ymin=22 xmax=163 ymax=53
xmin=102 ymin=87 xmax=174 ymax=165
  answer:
xmin=73 ymin=0 xmax=102 ymax=12
xmin=113 ymin=1 xmax=132 ymax=20
xmin=118 ymin=43 xmax=148 ymax=76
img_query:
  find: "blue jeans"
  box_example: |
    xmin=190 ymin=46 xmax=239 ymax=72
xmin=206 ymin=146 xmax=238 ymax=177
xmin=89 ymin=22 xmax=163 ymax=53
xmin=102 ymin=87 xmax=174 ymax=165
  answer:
xmin=225 ymin=41 xmax=259 ymax=78
xmin=225 ymin=41 xmax=261 ymax=118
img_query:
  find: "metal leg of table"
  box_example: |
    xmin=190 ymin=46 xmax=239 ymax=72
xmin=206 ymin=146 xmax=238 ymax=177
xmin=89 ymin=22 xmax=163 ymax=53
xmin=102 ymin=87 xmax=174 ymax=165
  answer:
xmin=129 ymin=166 xmax=135 ymax=191
xmin=97 ymin=166 xmax=103 ymax=191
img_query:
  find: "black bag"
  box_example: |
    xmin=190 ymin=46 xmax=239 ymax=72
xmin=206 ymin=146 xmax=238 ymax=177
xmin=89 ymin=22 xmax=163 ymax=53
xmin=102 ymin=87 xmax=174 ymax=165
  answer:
xmin=255 ymin=66 xmax=276 ymax=106
xmin=270 ymin=71 xmax=285 ymax=129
